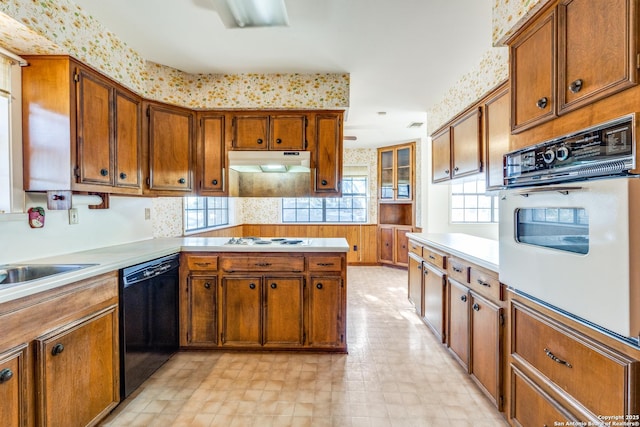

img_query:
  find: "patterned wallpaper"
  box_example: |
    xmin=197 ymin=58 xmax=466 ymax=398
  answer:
xmin=492 ymin=0 xmax=548 ymax=45
xmin=0 ymin=0 xmax=349 ymax=110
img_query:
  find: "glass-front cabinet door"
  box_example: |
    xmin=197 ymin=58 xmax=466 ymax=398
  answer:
xmin=380 ymin=150 xmax=394 ymax=199
xmin=396 ymin=146 xmax=411 ymax=200
xmin=378 ymin=143 xmax=414 ymax=201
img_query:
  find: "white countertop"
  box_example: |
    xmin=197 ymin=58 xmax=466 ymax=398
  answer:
xmin=0 ymin=237 xmax=349 ymax=304
xmin=406 ymin=232 xmax=499 ymax=272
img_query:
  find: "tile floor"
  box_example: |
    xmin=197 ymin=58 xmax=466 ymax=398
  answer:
xmin=101 ymin=266 xmax=508 ymax=426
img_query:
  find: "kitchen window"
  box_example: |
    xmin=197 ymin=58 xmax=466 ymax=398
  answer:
xmin=184 ymin=197 xmax=229 ymax=232
xmin=450 ymin=176 xmax=499 ymax=223
xmin=282 ymin=176 xmax=368 ymax=223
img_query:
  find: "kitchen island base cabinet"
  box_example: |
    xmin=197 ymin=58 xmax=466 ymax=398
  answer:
xmin=264 ymin=277 xmax=304 ymax=347
xmin=308 ymin=277 xmax=344 ymax=348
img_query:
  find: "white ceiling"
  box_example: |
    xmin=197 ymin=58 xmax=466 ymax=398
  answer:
xmin=72 ymin=0 xmax=494 ymax=148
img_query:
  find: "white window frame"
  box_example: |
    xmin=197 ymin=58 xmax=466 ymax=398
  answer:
xmin=450 ymin=175 xmax=499 ymax=224
xmin=183 ymin=196 xmax=230 ymax=233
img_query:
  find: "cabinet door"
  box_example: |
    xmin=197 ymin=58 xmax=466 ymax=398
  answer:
xmin=484 ymin=86 xmax=509 ymax=190
xmin=313 ymin=113 xmax=342 ymax=195
xmin=308 ymin=277 xmax=344 ymax=348
xmin=378 ymin=226 xmax=394 ymax=265
xmin=0 ymin=344 xmax=27 ymax=427
xmin=408 ymin=254 xmax=423 ymax=316
xmin=558 ymin=0 xmax=637 ymax=113
xmin=448 ymin=279 xmax=470 ymax=371
xmin=269 ymin=115 xmax=306 ymax=150
xmin=220 ymin=277 xmax=262 ymax=346
xmin=470 ymin=292 xmax=503 ymax=409
xmin=76 ymin=67 xmax=113 ymax=186
xmin=378 ymin=149 xmax=394 ymax=200
xmin=423 ymin=263 xmax=446 ymax=343
xmin=395 ymin=145 xmax=413 ymax=200
xmin=36 ymin=306 xmax=119 ymax=427
xmin=394 ymin=227 xmax=410 ymax=266
xmin=187 ymin=276 xmax=217 ymax=346
xmin=147 ymin=103 xmax=194 ymax=191
xmin=232 ymin=115 xmax=268 ymax=149
xmin=431 ymin=128 xmax=451 ymax=183
xmin=263 ymin=276 xmax=304 ymax=347
xmin=198 ymin=114 xmax=226 ymax=194
xmin=114 ymin=89 xmax=142 ymax=189
xmin=451 ymin=107 xmax=482 ymax=179
xmin=510 ymin=8 xmax=556 ymax=132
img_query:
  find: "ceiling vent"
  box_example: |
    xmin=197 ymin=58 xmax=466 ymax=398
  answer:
xmin=407 ymin=122 xmax=424 ymax=128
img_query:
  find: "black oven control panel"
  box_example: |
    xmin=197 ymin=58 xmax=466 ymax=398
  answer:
xmin=504 ymin=115 xmax=635 ymax=187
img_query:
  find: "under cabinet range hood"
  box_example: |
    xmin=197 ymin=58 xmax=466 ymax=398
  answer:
xmin=227 ymin=151 xmax=311 ymax=197
xmin=228 ymin=151 xmax=310 ymax=173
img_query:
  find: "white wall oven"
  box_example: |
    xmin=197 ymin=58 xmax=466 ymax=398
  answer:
xmin=499 ymin=115 xmax=640 ymax=344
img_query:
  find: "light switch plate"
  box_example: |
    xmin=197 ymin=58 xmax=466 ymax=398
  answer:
xmin=68 ymin=208 xmax=79 ymax=225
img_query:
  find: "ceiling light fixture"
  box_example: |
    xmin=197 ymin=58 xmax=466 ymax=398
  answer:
xmin=225 ymin=0 xmax=289 ymax=28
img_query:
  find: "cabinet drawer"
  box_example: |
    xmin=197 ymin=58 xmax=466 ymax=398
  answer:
xmin=447 ymin=257 xmax=469 ymax=283
xmin=511 ymin=301 xmax=639 ymax=417
xmin=423 ymin=248 xmax=446 ymax=270
xmin=308 ymin=256 xmax=343 ymax=272
xmin=220 ymin=256 xmax=305 ymax=272
xmin=408 ymin=241 xmax=423 ymax=257
xmin=185 ymin=255 xmax=218 ymax=271
xmin=468 ymin=267 xmax=501 ymax=302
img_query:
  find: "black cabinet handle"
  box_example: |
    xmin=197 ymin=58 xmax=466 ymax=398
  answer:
xmin=249 ymin=283 xmax=256 ymax=289
xmin=276 ymin=138 xmax=282 ymax=144
xmin=271 ymin=283 xmax=277 ymax=289
xmin=255 ymin=263 xmax=272 ymax=267
xmin=428 ymin=255 xmax=436 ymax=260
xmin=460 ymin=295 xmax=467 ymax=302
xmin=178 ymin=178 xmax=186 ymax=184
xmin=472 ymin=303 xmax=480 ymax=311
xmin=318 ymin=263 xmax=335 ymax=267
xmin=321 ymin=180 xmax=328 ymax=186
xmin=452 ymin=266 xmax=463 ymax=273
xmin=536 ymin=97 xmax=548 ymax=109
xmin=316 ymin=283 xmax=323 ymax=289
xmin=0 ymin=368 xmax=13 ymax=383
xmin=444 ymin=169 xmax=450 ymax=175
xmin=100 ymin=168 xmax=109 ymax=177
xmin=476 ymin=279 xmax=491 ymax=287
xmin=212 ymin=179 xmax=218 ymax=185
xmin=569 ymin=79 xmax=583 ymax=94
xmin=204 ymin=282 xmax=211 ymax=289
xmin=51 ymin=343 xmax=65 ymax=356
xmin=257 ymin=138 xmax=263 ymax=144
xmin=454 ymin=166 xmax=459 ymax=172
xmin=119 ymin=172 xmax=127 ymax=180
xmin=544 ymin=348 xmax=572 ymax=368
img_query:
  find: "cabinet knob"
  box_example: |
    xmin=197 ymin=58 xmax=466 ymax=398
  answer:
xmin=536 ymin=97 xmax=548 ymax=109
xmin=100 ymin=168 xmax=109 ymax=177
xmin=178 ymin=178 xmax=186 ymax=184
xmin=51 ymin=343 xmax=65 ymax=356
xmin=212 ymin=179 xmax=218 ymax=185
xmin=119 ymin=172 xmax=127 ymax=180
xmin=454 ymin=166 xmax=459 ymax=172
xmin=270 ymin=283 xmax=277 ymax=289
xmin=472 ymin=303 xmax=480 ymax=312
xmin=316 ymin=283 xmax=323 ymax=289
xmin=0 ymin=368 xmax=13 ymax=383
xmin=276 ymin=138 xmax=282 ymax=144
xmin=444 ymin=169 xmax=450 ymax=175
xmin=249 ymin=283 xmax=256 ymax=289
xmin=321 ymin=180 xmax=328 ymax=186
xmin=204 ymin=282 xmax=211 ymax=289
xmin=257 ymin=138 xmax=263 ymax=144
xmin=569 ymin=79 xmax=583 ymax=94
xmin=460 ymin=295 xmax=467 ymax=302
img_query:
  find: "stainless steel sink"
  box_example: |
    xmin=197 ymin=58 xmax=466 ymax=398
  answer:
xmin=0 ymin=264 xmax=97 ymax=286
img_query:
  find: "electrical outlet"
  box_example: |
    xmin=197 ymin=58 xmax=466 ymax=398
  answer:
xmin=145 ymin=208 xmax=151 ymax=220
xmin=68 ymin=208 xmax=79 ymax=225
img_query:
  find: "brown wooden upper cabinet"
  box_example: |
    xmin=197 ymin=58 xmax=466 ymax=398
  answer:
xmin=144 ymin=101 xmax=195 ymax=194
xmin=378 ymin=143 xmax=414 ymax=201
xmin=22 ymin=56 xmax=142 ymax=194
xmin=484 ymin=84 xmax=510 ymax=190
xmin=431 ymin=108 xmax=482 ymax=183
xmin=231 ymin=113 xmax=306 ymax=150
xmin=197 ymin=113 xmax=226 ymax=195
xmin=311 ymin=112 xmax=343 ymax=196
xmin=509 ymin=0 xmax=638 ymax=132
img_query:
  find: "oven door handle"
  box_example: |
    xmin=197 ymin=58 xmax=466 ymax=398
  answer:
xmin=507 ymin=186 xmax=583 ymax=197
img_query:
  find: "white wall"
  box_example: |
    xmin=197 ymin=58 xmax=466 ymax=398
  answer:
xmin=0 ymin=194 xmax=153 ymax=264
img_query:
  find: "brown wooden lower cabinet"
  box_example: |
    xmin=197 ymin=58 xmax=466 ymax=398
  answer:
xmin=407 ymin=253 xmax=423 ymax=316
xmin=180 ymin=252 xmax=347 ymax=352
xmin=422 ymin=262 xmax=446 ymax=343
xmin=447 ymin=278 xmax=470 ymax=371
xmin=378 ymin=225 xmax=411 ymax=267
xmin=0 ymin=344 xmax=27 ymax=427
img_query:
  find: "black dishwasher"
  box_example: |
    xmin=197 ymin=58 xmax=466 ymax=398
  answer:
xmin=119 ymin=253 xmax=179 ymax=398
